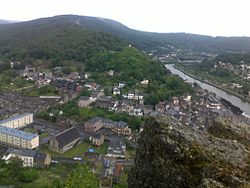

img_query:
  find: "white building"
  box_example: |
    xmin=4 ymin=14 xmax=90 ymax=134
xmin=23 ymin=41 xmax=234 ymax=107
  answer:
xmin=0 ymin=126 xmax=39 ymax=149
xmin=2 ymin=148 xmax=36 ymax=167
xmin=113 ymin=87 xmax=121 ymax=95
xmin=0 ymin=113 xmax=33 ymax=129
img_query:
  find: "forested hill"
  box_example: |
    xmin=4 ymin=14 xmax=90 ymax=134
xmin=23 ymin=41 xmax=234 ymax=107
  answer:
xmin=1 ymin=15 xmax=250 ymax=55
xmin=0 ymin=16 xmax=127 ymax=61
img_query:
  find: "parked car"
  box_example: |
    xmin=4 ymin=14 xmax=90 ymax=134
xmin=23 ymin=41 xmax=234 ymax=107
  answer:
xmin=73 ymin=156 xmax=83 ymax=161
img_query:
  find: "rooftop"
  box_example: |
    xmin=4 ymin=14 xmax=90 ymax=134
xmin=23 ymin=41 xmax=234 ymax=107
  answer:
xmin=55 ymin=127 xmax=81 ymax=147
xmin=5 ymin=148 xmax=36 ymax=157
xmin=0 ymin=113 xmax=33 ymax=125
xmin=116 ymin=121 xmax=128 ymax=128
xmin=0 ymin=126 xmax=38 ymax=140
xmin=79 ymin=96 xmax=90 ymax=101
xmin=86 ymin=117 xmax=103 ymax=125
xmin=34 ymin=152 xmax=47 ymax=161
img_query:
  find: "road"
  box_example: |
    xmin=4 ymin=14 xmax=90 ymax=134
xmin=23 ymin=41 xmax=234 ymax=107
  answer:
xmin=54 ymin=156 xmax=86 ymax=164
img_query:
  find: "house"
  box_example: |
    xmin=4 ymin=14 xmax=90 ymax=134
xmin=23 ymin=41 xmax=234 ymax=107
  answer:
xmin=34 ymin=152 xmax=51 ymax=168
xmin=118 ymin=83 xmax=126 ymax=89
xmin=108 ymin=69 xmax=114 ymax=76
xmin=113 ymin=87 xmax=121 ymax=95
xmin=84 ymin=117 xmax=103 ymax=133
xmin=112 ymin=121 xmax=130 ymax=135
xmin=172 ymin=97 xmax=180 ymax=106
xmin=106 ymin=137 xmax=126 ymax=159
xmin=140 ymin=80 xmax=149 ymax=85
xmin=92 ymin=88 xmax=104 ymax=99
xmin=130 ymin=107 xmax=143 ymax=117
xmin=102 ymin=119 xmax=131 ymax=136
xmin=155 ymin=102 xmax=165 ymax=114
xmin=49 ymin=127 xmax=81 ymax=153
xmin=2 ymin=148 xmax=50 ymax=168
xmin=134 ymin=94 xmax=144 ymax=101
xmin=92 ymin=134 xmax=104 ymax=146
xmin=127 ymin=93 xmax=134 ymax=100
xmin=95 ymin=97 xmax=118 ymax=111
xmin=205 ymin=95 xmax=220 ymax=109
xmin=102 ymin=119 xmax=116 ymax=129
xmin=78 ymin=96 xmax=92 ymax=107
xmin=2 ymin=148 xmax=36 ymax=167
xmin=113 ymin=163 xmax=123 ymax=184
xmin=53 ymin=79 xmax=82 ymax=93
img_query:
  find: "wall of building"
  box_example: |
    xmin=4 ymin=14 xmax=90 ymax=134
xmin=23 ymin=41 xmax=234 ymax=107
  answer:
xmin=0 ymin=132 xmax=39 ymax=149
xmin=0 ymin=113 xmax=33 ymax=129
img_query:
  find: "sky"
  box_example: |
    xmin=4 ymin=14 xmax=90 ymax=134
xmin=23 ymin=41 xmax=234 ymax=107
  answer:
xmin=0 ymin=0 xmax=250 ymax=37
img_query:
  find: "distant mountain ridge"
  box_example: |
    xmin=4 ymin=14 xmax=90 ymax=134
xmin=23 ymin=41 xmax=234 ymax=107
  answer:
xmin=1 ymin=15 xmax=250 ymax=54
xmin=0 ymin=19 xmax=18 ymax=25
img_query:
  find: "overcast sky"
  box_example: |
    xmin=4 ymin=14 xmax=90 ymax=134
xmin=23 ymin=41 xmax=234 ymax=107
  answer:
xmin=0 ymin=0 xmax=250 ymax=37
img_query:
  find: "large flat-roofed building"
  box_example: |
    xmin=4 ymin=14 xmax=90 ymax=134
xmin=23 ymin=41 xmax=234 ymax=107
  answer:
xmin=0 ymin=113 xmax=33 ymax=129
xmin=0 ymin=126 xmax=39 ymax=149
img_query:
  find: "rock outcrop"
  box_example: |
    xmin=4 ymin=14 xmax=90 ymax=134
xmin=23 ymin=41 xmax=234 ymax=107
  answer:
xmin=128 ymin=116 xmax=250 ymax=188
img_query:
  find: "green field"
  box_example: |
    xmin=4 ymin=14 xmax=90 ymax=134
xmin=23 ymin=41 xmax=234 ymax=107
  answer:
xmin=0 ymin=70 xmax=33 ymax=92
xmin=40 ymin=142 xmax=109 ymax=158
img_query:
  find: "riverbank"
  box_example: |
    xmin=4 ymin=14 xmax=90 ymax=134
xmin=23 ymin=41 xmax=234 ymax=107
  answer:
xmin=173 ymin=65 xmax=250 ymax=104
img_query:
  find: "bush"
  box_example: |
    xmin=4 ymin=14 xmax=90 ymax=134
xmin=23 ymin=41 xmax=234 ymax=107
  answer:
xmin=17 ymin=169 xmax=38 ymax=183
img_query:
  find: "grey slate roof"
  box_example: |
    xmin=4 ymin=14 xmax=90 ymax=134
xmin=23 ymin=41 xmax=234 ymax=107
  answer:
xmin=55 ymin=127 xmax=81 ymax=147
xmin=34 ymin=152 xmax=46 ymax=161
xmin=79 ymin=96 xmax=90 ymax=101
xmin=0 ymin=126 xmax=37 ymax=140
xmin=86 ymin=117 xmax=103 ymax=125
xmin=5 ymin=148 xmax=36 ymax=157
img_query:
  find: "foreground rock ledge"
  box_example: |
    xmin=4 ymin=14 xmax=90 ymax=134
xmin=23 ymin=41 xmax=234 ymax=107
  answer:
xmin=128 ymin=116 xmax=250 ymax=188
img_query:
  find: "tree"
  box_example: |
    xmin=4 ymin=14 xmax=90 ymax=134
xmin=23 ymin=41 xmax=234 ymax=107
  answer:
xmin=65 ymin=165 xmax=99 ymax=188
xmin=8 ymin=158 xmax=23 ymax=181
xmin=17 ymin=169 xmax=38 ymax=183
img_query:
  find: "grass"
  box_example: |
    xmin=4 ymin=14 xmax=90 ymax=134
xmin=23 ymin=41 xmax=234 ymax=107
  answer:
xmin=24 ymin=127 xmax=37 ymax=133
xmin=40 ymin=142 xmax=109 ymax=158
xmin=0 ymin=70 xmax=33 ymax=92
xmin=23 ymin=85 xmax=59 ymax=97
xmin=18 ymin=163 xmax=74 ymax=188
xmin=40 ymin=132 xmax=49 ymax=139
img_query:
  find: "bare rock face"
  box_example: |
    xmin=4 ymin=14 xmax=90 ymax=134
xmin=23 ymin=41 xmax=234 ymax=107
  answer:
xmin=128 ymin=116 xmax=250 ymax=188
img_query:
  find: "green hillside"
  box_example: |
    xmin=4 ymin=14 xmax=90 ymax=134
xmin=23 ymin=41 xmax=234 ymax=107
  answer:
xmin=0 ymin=16 xmax=126 ymax=61
xmin=1 ymin=15 xmax=250 ymax=55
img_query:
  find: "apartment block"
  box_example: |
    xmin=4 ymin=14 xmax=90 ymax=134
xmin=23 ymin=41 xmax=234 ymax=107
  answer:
xmin=0 ymin=126 xmax=39 ymax=149
xmin=0 ymin=113 xmax=33 ymax=129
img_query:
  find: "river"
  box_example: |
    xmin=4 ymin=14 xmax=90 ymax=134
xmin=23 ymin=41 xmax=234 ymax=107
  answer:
xmin=165 ymin=64 xmax=250 ymax=116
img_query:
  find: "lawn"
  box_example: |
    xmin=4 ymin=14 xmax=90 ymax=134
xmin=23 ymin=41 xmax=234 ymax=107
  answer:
xmin=40 ymin=132 xmax=49 ymax=139
xmin=40 ymin=142 xmax=109 ymax=158
xmin=24 ymin=85 xmax=59 ymax=97
xmin=24 ymin=127 xmax=37 ymax=133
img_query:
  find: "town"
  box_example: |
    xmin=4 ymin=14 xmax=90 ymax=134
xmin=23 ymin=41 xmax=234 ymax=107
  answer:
xmin=0 ymin=59 xmax=250 ymax=187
